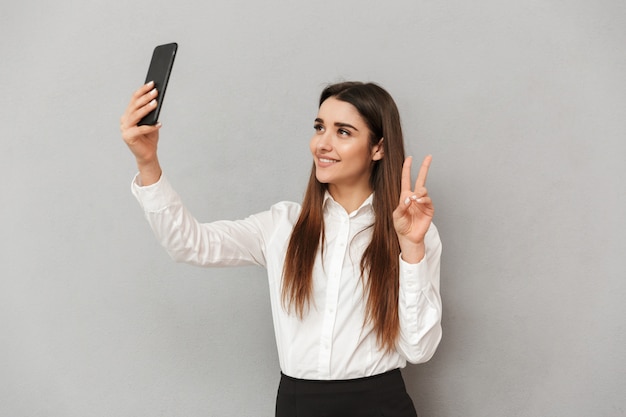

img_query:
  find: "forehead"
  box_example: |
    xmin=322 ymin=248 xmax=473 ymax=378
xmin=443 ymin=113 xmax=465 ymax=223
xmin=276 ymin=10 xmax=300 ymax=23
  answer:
xmin=317 ymin=97 xmax=367 ymax=127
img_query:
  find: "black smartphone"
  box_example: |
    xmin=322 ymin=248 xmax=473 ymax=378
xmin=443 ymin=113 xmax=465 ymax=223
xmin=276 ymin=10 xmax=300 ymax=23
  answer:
xmin=138 ymin=42 xmax=178 ymax=126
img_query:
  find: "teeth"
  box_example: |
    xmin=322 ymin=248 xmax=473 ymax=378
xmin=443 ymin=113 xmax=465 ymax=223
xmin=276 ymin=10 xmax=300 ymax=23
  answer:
xmin=320 ymin=158 xmax=337 ymax=163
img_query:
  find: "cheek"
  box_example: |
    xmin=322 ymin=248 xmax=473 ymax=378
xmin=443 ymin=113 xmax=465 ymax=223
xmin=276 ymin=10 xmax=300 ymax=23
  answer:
xmin=309 ymin=136 xmax=317 ymax=155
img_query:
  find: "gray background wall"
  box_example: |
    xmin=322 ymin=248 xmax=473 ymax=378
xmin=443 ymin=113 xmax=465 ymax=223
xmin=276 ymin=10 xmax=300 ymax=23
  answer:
xmin=1 ymin=0 xmax=625 ymax=416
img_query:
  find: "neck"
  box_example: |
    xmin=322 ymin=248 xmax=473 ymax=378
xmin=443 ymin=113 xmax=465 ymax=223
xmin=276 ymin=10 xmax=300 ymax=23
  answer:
xmin=328 ymin=184 xmax=373 ymax=213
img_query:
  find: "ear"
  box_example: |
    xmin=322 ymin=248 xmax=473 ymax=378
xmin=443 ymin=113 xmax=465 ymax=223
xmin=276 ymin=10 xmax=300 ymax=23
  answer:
xmin=371 ymin=138 xmax=385 ymax=161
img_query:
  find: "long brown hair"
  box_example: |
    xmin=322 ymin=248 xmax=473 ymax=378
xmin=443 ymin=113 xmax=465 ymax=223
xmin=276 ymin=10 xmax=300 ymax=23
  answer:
xmin=282 ymin=81 xmax=406 ymax=352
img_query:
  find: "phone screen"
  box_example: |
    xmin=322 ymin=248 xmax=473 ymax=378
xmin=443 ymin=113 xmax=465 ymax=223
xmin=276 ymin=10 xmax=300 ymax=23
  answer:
xmin=138 ymin=42 xmax=178 ymax=126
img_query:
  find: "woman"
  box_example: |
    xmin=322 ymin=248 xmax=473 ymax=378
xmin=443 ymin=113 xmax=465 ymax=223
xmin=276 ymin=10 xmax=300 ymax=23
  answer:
xmin=120 ymin=81 xmax=442 ymax=417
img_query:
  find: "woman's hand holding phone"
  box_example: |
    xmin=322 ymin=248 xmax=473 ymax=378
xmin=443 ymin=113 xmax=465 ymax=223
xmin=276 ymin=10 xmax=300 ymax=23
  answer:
xmin=120 ymin=82 xmax=163 ymax=186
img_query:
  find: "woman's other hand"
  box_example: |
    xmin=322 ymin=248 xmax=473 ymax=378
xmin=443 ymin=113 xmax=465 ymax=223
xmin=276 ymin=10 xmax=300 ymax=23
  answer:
xmin=393 ymin=155 xmax=435 ymax=263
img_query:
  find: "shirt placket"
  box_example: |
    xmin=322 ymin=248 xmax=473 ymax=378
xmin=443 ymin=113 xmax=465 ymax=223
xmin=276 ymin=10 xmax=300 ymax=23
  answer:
xmin=317 ymin=213 xmax=350 ymax=379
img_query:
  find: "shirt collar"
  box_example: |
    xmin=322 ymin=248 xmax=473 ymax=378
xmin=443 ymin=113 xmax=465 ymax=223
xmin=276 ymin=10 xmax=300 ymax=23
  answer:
xmin=323 ymin=191 xmax=375 ymax=217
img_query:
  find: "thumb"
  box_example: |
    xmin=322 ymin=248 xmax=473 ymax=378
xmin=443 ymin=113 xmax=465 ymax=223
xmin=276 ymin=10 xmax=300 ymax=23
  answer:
xmin=394 ymin=195 xmax=411 ymax=219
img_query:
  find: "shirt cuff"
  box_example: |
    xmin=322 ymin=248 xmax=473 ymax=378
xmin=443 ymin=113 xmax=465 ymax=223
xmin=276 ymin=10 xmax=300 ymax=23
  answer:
xmin=399 ymin=254 xmax=429 ymax=292
xmin=130 ymin=172 xmax=180 ymax=212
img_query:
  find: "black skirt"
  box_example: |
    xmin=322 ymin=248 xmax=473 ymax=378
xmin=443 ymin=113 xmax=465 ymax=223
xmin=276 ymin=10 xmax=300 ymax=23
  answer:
xmin=275 ymin=368 xmax=418 ymax=417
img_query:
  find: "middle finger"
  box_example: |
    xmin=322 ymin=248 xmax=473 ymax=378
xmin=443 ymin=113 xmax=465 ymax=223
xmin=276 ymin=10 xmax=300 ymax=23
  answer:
xmin=414 ymin=155 xmax=432 ymax=190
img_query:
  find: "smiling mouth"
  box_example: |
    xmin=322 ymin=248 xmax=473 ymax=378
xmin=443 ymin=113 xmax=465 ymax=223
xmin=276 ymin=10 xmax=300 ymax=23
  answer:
xmin=319 ymin=158 xmax=339 ymax=164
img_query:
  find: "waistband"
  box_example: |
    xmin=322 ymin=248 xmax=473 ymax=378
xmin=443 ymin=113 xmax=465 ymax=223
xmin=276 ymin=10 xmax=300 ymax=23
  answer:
xmin=278 ymin=368 xmax=405 ymax=395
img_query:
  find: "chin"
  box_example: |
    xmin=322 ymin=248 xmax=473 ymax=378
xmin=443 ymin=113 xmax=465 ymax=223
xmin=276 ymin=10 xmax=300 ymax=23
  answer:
xmin=315 ymin=171 xmax=335 ymax=185
xmin=315 ymin=175 xmax=330 ymax=185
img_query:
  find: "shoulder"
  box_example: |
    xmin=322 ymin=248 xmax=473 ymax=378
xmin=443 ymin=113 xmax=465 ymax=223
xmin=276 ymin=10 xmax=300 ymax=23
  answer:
xmin=270 ymin=201 xmax=302 ymax=221
xmin=247 ymin=201 xmax=302 ymax=228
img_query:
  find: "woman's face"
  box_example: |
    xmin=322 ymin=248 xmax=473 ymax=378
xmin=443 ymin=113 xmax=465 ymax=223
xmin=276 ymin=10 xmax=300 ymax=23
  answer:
xmin=309 ymin=97 xmax=383 ymax=195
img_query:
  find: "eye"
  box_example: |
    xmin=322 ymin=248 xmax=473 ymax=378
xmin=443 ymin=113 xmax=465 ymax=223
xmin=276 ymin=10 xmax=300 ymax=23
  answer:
xmin=314 ymin=123 xmax=324 ymax=133
xmin=338 ymin=128 xmax=350 ymax=136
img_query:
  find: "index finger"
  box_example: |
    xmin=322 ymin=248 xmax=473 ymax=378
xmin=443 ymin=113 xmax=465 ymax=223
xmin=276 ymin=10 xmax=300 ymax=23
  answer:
xmin=401 ymin=156 xmax=413 ymax=193
xmin=415 ymin=155 xmax=432 ymax=188
xmin=132 ymin=81 xmax=155 ymax=99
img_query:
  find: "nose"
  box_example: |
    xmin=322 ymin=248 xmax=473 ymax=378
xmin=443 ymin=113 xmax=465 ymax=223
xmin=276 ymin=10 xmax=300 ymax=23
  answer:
xmin=316 ymin=132 xmax=332 ymax=152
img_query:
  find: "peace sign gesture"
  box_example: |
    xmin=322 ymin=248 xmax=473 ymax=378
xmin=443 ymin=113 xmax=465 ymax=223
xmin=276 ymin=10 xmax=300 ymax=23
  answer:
xmin=393 ymin=155 xmax=435 ymax=263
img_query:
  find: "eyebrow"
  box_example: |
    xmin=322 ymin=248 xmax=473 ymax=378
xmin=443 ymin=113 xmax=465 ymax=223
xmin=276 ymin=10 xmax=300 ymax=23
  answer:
xmin=314 ymin=118 xmax=359 ymax=131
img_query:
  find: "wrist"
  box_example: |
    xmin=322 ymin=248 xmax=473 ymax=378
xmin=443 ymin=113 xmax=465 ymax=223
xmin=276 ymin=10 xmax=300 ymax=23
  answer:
xmin=399 ymin=241 xmax=425 ymax=264
xmin=137 ymin=158 xmax=162 ymax=186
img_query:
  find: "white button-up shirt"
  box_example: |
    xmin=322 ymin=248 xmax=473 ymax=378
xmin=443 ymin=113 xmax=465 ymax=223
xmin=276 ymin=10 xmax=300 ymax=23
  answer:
xmin=132 ymin=174 xmax=442 ymax=380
